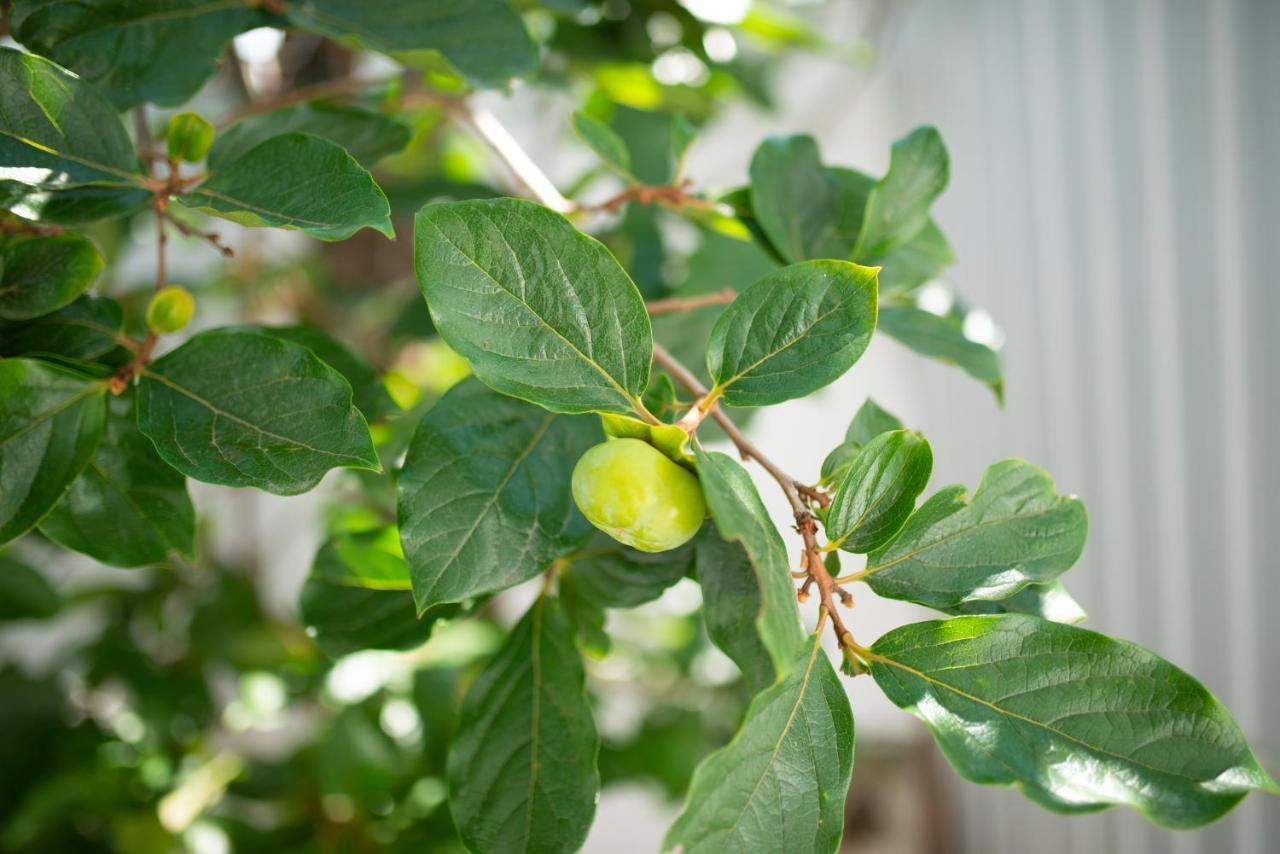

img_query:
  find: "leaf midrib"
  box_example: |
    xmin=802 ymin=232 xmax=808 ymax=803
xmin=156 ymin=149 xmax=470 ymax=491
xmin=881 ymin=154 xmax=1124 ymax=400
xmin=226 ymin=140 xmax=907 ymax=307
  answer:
xmin=869 ymin=500 xmax=1074 ymax=574
xmin=140 ymin=367 xmax=367 ymax=462
xmin=423 ymin=212 xmax=641 ymax=411
xmin=423 ymin=412 xmax=556 ymax=603
xmin=869 ymin=652 xmax=1226 ymax=784
xmin=0 ymin=381 xmax=99 ymax=444
xmin=725 ymin=631 xmax=826 ymax=843
xmin=718 ymin=284 xmax=862 ymax=392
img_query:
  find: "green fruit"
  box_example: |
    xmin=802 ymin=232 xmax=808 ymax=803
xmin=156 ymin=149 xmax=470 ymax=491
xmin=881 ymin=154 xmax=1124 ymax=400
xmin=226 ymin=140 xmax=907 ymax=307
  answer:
xmin=166 ymin=111 xmax=215 ymax=163
xmin=145 ymin=286 xmax=195 ymax=333
xmin=571 ymin=438 xmax=706 ymax=553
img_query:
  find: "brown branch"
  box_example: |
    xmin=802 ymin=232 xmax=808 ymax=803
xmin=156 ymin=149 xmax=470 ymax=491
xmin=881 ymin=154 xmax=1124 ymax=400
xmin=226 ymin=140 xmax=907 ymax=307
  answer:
xmin=796 ymin=481 xmax=832 ymax=509
xmin=581 ymin=179 xmax=721 ymax=216
xmin=645 ymin=287 xmax=736 ymax=316
xmin=0 ymin=216 xmax=64 ymax=237
xmin=220 ymin=74 xmax=397 ymax=126
xmin=652 ymin=342 xmax=856 ymax=654
xmin=164 ymin=211 xmax=234 ymax=257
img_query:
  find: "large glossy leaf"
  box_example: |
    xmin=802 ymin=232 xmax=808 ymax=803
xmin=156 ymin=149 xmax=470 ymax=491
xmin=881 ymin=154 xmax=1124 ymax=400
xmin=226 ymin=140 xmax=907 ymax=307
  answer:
xmin=852 ymin=126 xmax=949 ymax=260
xmin=0 ymin=359 xmax=105 ymax=545
xmin=397 ymin=378 xmax=596 ymax=612
xmin=210 ymin=103 xmax=412 ymax=170
xmin=664 ymin=634 xmax=853 ymax=854
xmin=137 ymin=328 xmax=380 ymax=495
xmin=0 ymin=234 xmax=103 ymax=320
xmin=39 ymin=392 xmax=194 ymax=567
xmin=693 ymin=447 xmax=805 ymax=680
xmin=560 ymin=529 xmax=695 ymax=609
xmin=10 ymin=0 xmax=265 ymax=109
xmin=748 ymin=135 xmax=847 ymax=263
xmin=181 ymin=133 xmax=393 ymax=241
xmin=448 ymin=595 xmax=599 ymax=854
xmin=263 ymin=325 xmax=398 ymax=422
xmin=0 ymin=48 xmax=143 ymax=192
xmin=825 ymin=429 xmax=932 ymax=554
xmin=0 ymin=294 xmax=125 ymax=363
xmin=878 ymin=293 xmax=1003 ymax=400
xmin=865 ymin=460 xmax=1087 ymax=610
xmin=415 ymin=198 xmax=652 ymax=415
xmin=693 ymin=528 xmax=774 ymax=692
xmin=0 ymin=553 xmax=62 ymax=620
xmin=946 ymin=580 xmax=1086 ymax=625
xmin=287 ymin=0 xmax=537 ymax=89
xmin=869 ymin=615 xmax=1278 ymax=828
xmin=707 ymin=260 xmax=878 ymax=407
xmin=299 ymin=529 xmax=451 ymax=658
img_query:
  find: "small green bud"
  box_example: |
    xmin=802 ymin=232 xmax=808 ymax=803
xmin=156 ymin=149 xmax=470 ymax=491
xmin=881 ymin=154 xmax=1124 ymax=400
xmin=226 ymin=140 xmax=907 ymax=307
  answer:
xmin=166 ymin=112 xmax=215 ymax=163
xmin=146 ymin=286 xmax=195 ymax=334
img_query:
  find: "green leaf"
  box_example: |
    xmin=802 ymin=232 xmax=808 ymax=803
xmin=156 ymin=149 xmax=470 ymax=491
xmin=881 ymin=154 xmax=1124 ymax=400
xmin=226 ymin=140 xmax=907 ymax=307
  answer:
xmin=572 ymin=112 xmax=633 ymax=179
xmin=448 ymin=595 xmax=599 ymax=854
xmin=641 ymin=372 xmax=681 ymax=423
xmin=0 ymin=294 xmax=125 ymax=363
xmin=0 ymin=50 xmax=148 ymax=223
xmin=309 ymin=525 xmax=409 ymax=590
xmin=868 ymin=615 xmax=1278 ymax=828
xmin=826 ymin=429 xmax=932 ymax=554
xmin=0 ymin=234 xmax=104 ymax=321
xmin=865 ymin=460 xmax=1087 ymax=610
xmin=397 ymin=378 xmax=596 ymax=612
xmin=263 ymin=325 xmax=398 ymax=422
xmin=137 ymin=327 xmax=380 ymax=495
xmin=844 ymin=397 xmax=903 ymax=446
xmin=693 ymin=528 xmax=774 ymax=692
xmin=0 ymin=48 xmax=143 ymax=191
xmin=878 ymin=288 xmax=1003 ymax=399
xmin=946 ymin=580 xmax=1087 ymax=625
xmin=210 ymin=103 xmax=412 ymax=170
xmin=693 ymin=447 xmax=805 ymax=680
xmin=0 ymin=553 xmax=62 ymax=620
xmin=414 ymin=197 xmax=652 ymax=415
xmin=875 ymin=220 xmax=954 ymax=296
xmin=748 ymin=135 xmax=845 ymax=263
xmin=180 ymin=132 xmax=393 ymax=241
xmin=663 ymin=634 xmax=853 ymax=854
xmin=40 ymin=392 xmax=194 ymax=567
xmin=818 ymin=440 xmax=858 ymax=487
xmin=707 ymin=260 xmax=878 ymax=407
xmin=0 ymin=359 xmax=105 ymax=545
xmin=852 ymin=126 xmax=949 ymax=260
xmin=9 ymin=0 xmax=265 ymax=109
xmin=560 ymin=529 xmax=695 ymax=609
xmin=287 ymin=0 xmax=537 ymax=89
xmin=300 ymin=529 xmax=452 ymax=657
xmin=651 ymin=226 xmax=778 ymax=386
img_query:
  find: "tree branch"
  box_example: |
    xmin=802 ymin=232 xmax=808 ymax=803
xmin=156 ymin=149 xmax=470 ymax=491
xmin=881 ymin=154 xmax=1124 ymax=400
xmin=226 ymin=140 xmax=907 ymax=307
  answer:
xmin=645 ymin=287 xmax=736 ymax=316
xmin=651 ymin=342 xmax=855 ymax=653
xmin=445 ymin=99 xmax=575 ymax=214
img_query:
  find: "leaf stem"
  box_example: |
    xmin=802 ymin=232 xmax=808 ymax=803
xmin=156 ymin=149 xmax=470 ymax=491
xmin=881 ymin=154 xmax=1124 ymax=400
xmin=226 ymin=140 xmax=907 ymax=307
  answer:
xmin=652 ymin=342 xmax=857 ymax=658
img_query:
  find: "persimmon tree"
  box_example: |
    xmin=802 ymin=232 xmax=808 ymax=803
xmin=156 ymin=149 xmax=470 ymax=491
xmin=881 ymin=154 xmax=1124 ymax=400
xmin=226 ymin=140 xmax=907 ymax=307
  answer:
xmin=0 ymin=2 xmax=1275 ymax=852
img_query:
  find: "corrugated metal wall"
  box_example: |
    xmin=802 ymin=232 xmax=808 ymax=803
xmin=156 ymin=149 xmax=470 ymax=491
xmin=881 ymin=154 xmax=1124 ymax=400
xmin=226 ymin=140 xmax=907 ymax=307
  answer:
xmin=692 ymin=1 xmax=1278 ymax=851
